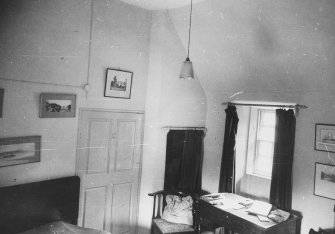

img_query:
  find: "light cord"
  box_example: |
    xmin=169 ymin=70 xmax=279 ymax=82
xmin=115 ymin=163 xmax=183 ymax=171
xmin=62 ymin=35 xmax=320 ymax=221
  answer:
xmin=187 ymin=0 xmax=193 ymax=58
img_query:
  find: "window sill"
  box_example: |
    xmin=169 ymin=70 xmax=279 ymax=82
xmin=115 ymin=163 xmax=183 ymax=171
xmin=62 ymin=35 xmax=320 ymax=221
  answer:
xmin=246 ymin=172 xmax=272 ymax=181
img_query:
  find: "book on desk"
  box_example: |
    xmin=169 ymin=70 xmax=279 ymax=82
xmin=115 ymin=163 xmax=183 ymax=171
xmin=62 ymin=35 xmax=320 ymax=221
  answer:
xmin=246 ymin=200 xmax=272 ymax=217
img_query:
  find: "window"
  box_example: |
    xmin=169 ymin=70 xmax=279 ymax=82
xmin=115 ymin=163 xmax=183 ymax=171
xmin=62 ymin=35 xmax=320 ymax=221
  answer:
xmin=246 ymin=107 xmax=276 ymax=179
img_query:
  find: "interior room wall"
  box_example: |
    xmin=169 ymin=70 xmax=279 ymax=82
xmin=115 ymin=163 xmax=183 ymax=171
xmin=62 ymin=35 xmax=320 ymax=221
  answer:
xmin=137 ymin=10 xmax=207 ymax=234
xmin=0 ymin=0 xmax=152 ymax=186
xmin=167 ymin=0 xmax=335 ymax=233
xmin=1 ymin=0 xmax=334 ymax=233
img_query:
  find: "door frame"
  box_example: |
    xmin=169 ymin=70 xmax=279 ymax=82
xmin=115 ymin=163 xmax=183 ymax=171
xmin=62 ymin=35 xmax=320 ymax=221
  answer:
xmin=75 ymin=108 xmax=145 ymax=233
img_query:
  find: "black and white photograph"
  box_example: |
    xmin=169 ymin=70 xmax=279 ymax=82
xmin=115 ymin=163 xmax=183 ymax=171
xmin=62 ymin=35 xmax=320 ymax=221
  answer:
xmin=315 ymin=124 xmax=335 ymax=153
xmin=40 ymin=93 xmax=76 ymax=118
xmin=104 ymin=68 xmax=133 ymax=99
xmin=314 ymin=163 xmax=335 ymax=200
xmin=0 ymin=0 xmax=335 ymax=234
xmin=0 ymin=136 xmax=41 ymax=167
xmin=0 ymin=88 xmax=3 ymax=118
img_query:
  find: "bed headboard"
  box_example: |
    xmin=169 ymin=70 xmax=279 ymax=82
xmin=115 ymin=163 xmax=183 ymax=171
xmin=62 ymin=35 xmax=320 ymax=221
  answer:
xmin=0 ymin=176 xmax=80 ymax=234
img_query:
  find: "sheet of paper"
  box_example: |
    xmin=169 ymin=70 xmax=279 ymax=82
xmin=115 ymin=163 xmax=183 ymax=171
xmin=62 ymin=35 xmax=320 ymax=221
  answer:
xmin=246 ymin=200 xmax=272 ymax=217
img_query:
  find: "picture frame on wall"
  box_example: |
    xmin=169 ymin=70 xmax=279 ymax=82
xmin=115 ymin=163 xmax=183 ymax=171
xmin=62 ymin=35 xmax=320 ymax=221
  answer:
xmin=0 ymin=136 xmax=41 ymax=167
xmin=0 ymin=88 xmax=3 ymax=118
xmin=40 ymin=93 xmax=76 ymax=118
xmin=104 ymin=68 xmax=133 ymax=99
xmin=315 ymin=123 xmax=335 ymax=153
xmin=314 ymin=162 xmax=335 ymax=200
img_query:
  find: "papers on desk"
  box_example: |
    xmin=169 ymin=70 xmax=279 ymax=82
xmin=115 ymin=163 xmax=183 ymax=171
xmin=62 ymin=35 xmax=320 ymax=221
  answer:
xmin=201 ymin=193 xmax=225 ymax=201
xmin=201 ymin=193 xmax=245 ymax=210
xmin=257 ymin=215 xmax=271 ymax=222
xmin=246 ymin=200 xmax=272 ymax=217
xmin=238 ymin=198 xmax=254 ymax=206
xmin=201 ymin=193 xmax=291 ymax=225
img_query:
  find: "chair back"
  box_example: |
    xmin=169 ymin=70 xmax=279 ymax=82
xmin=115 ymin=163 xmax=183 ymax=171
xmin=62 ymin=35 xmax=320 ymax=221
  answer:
xmin=309 ymin=228 xmax=335 ymax=234
xmin=148 ymin=190 xmax=199 ymax=231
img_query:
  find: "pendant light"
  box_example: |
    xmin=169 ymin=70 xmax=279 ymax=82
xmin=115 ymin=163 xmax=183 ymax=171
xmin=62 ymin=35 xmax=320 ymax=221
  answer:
xmin=179 ymin=0 xmax=194 ymax=79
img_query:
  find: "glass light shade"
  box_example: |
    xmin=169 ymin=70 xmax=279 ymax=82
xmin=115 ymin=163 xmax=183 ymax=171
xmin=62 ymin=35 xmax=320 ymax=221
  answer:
xmin=179 ymin=57 xmax=194 ymax=79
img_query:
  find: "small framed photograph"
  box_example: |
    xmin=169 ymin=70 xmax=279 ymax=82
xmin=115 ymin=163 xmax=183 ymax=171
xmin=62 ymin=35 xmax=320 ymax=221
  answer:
xmin=104 ymin=68 xmax=133 ymax=99
xmin=0 ymin=88 xmax=3 ymax=118
xmin=40 ymin=93 xmax=76 ymax=118
xmin=0 ymin=136 xmax=41 ymax=167
xmin=315 ymin=123 xmax=335 ymax=153
xmin=314 ymin=162 xmax=335 ymax=200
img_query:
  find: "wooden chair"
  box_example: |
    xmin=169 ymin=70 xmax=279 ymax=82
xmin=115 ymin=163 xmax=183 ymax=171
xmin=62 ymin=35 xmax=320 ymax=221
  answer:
xmin=148 ymin=190 xmax=200 ymax=234
xmin=310 ymin=228 xmax=335 ymax=234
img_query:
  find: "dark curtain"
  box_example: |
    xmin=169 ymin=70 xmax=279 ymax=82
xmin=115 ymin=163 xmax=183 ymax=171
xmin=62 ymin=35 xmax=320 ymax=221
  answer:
xmin=218 ymin=105 xmax=239 ymax=193
xmin=164 ymin=131 xmax=185 ymax=190
xmin=179 ymin=130 xmax=205 ymax=191
xmin=270 ymin=109 xmax=296 ymax=211
xmin=164 ymin=130 xmax=204 ymax=192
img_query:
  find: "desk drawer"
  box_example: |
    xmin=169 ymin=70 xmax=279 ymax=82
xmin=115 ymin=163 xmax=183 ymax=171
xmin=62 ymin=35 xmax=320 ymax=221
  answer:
xmin=242 ymin=223 xmax=262 ymax=234
xmin=200 ymin=202 xmax=243 ymax=233
xmin=224 ymin=214 xmax=244 ymax=233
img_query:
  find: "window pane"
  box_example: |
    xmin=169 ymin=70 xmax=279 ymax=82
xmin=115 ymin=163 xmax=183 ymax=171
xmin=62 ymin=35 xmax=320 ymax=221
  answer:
xmin=246 ymin=107 xmax=276 ymax=179
xmin=260 ymin=111 xmax=276 ymax=127
xmin=257 ymin=141 xmax=274 ymax=157
xmin=255 ymin=156 xmax=273 ymax=177
xmin=258 ymin=127 xmax=275 ymax=141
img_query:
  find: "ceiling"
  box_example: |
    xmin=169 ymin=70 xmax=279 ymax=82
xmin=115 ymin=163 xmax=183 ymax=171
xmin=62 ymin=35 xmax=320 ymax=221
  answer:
xmin=120 ymin=0 xmax=207 ymax=10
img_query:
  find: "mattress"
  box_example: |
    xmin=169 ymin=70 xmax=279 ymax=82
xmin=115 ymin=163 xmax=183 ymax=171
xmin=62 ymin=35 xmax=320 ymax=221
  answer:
xmin=18 ymin=221 xmax=111 ymax=234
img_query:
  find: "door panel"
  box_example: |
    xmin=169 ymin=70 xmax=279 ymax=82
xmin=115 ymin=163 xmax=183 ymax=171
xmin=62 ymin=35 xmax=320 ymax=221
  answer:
xmin=87 ymin=120 xmax=110 ymax=174
xmin=76 ymin=109 xmax=143 ymax=234
xmin=111 ymin=183 xmax=133 ymax=234
xmin=116 ymin=120 xmax=136 ymax=170
xmin=83 ymin=187 xmax=108 ymax=230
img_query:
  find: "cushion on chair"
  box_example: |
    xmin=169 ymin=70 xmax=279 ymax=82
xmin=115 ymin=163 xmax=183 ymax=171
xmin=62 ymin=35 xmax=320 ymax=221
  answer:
xmin=152 ymin=219 xmax=194 ymax=234
xmin=161 ymin=195 xmax=193 ymax=225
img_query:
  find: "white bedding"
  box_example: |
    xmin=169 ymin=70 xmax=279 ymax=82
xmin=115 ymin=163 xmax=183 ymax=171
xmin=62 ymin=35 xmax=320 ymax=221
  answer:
xmin=18 ymin=221 xmax=111 ymax=234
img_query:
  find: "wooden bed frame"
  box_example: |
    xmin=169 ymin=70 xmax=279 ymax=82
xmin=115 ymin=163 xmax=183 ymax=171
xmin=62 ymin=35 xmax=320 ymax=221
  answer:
xmin=0 ymin=176 xmax=80 ymax=234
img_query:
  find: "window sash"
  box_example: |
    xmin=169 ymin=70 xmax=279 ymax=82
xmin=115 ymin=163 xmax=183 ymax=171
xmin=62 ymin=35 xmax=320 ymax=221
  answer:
xmin=246 ymin=108 xmax=276 ymax=179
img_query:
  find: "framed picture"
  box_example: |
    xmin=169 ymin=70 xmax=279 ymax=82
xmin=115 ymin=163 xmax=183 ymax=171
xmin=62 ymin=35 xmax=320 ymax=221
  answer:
xmin=315 ymin=123 xmax=335 ymax=153
xmin=40 ymin=93 xmax=76 ymax=118
xmin=0 ymin=136 xmax=41 ymax=167
xmin=104 ymin=68 xmax=133 ymax=99
xmin=314 ymin=162 xmax=335 ymax=200
xmin=0 ymin=88 xmax=3 ymax=118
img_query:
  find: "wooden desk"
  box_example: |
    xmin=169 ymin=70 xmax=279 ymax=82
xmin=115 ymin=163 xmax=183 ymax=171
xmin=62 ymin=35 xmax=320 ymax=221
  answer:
xmin=199 ymin=197 xmax=300 ymax=234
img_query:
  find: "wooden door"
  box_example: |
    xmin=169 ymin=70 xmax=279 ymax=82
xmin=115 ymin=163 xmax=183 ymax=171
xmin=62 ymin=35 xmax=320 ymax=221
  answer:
xmin=76 ymin=109 xmax=144 ymax=234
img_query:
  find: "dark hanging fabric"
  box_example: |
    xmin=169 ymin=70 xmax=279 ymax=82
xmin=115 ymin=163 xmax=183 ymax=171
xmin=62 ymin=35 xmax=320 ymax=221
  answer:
xmin=178 ymin=130 xmax=205 ymax=191
xmin=164 ymin=130 xmax=205 ymax=192
xmin=164 ymin=131 xmax=185 ymax=190
xmin=270 ymin=109 xmax=296 ymax=211
xmin=218 ymin=105 xmax=239 ymax=193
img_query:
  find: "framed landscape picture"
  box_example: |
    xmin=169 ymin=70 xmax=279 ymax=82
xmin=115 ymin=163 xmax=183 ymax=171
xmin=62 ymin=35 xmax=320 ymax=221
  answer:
xmin=0 ymin=136 xmax=41 ymax=167
xmin=40 ymin=93 xmax=76 ymax=118
xmin=0 ymin=88 xmax=3 ymax=118
xmin=314 ymin=162 xmax=335 ymax=200
xmin=104 ymin=68 xmax=133 ymax=99
xmin=315 ymin=123 xmax=335 ymax=153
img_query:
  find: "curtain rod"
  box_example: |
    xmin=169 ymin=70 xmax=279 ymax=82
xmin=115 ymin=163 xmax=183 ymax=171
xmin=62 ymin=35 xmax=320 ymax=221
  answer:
xmin=161 ymin=126 xmax=207 ymax=132
xmin=221 ymin=102 xmax=308 ymax=110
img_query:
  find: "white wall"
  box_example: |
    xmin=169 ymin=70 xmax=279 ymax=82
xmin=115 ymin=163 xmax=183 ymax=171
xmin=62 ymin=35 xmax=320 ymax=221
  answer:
xmin=166 ymin=0 xmax=335 ymax=233
xmin=1 ymin=0 xmax=335 ymax=233
xmin=137 ymin=10 xmax=207 ymax=234
xmin=0 ymin=0 xmax=152 ymax=186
